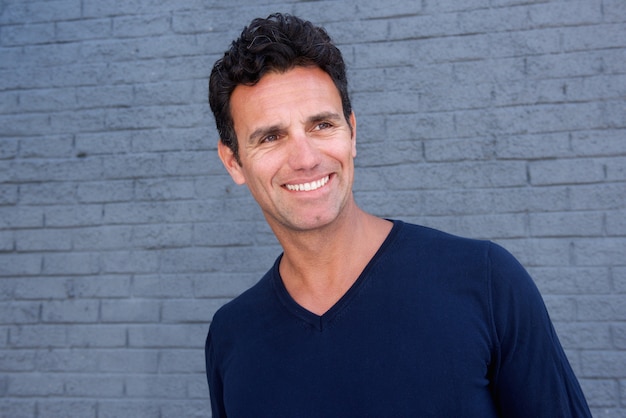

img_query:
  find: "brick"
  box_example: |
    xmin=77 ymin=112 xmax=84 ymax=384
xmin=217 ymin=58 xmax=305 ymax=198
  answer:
xmin=49 ymin=110 xmax=106 ymax=134
xmin=82 ymin=0 xmax=205 ymax=18
xmin=140 ymin=220 xmax=194 ymax=246
xmin=132 ymin=274 xmax=195 ymax=298
xmin=72 ymin=225 xmax=133 ymax=251
xmin=606 ymin=157 xmax=626 ymax=181
xmin=578 ymin=296 xmax=626 ymax=321
xmin=44 ymin=201 xmax=103 ymax=229
xmin=100 ymin=250 xmax=159 ymax=274
xmin=615 ymin=267 xmax=626 ymax=293
xmin=187 ymin=376 xmax=210 ymax=399
xmin=572 ymin=238 xmax=626 ymax=266
xmin=161 ymin=298 xmax=225 ymax=323
xmin=158 ymin=349 xmax=205 ymax=373
xmin=12 ymin=277 xmax=69 ymax=300
xmin=529 ymin=267 xmax=611 ymax=295
xmin=18 ymin=182 xmax=77 ymax=205
xmin=0 ymin=0 xmax=82 ymax=24
xmin=579 ymin=379 xmax=618 ymax=407
xmin=8 ymin=373 xmax=64 ymax=396
xmin=192 ymin=273 xmax=260 ymax=299
xmin=0 ymin=400 xmax=34 ymax=418
xmin=419 ymin=213 xmax=527 ymax=240
xmin=36 ymin=348 xmax=100 ymax=372
xmin=43 ymin=252 xmax=100 ymax=275
xmin=193 ymin=222 xmax=255 ymax=247
xmin=424 ymin=137 xmax=494 ymax=162
xmin=529 ymin=211 xmax=604 ymax=237
xmin=0 ymin=137 xmax=18 ymax=159
xmin=37 ymin=400 xmax=97 ymax=418
xmin=530 ymin=158 xmax=606 ymax=186
xmin=0 ymin=184 xmax=18 ymax=207
xmin=0 ymin=301 xmax=40 ymax=325
xmin=0 ymin=206 xmax=43 ymax=229
xmin=133 ymin=80 xmax=196 ymax=106
xmin=13 ymin=157 xmax=103 ymax=183
xmin=0 ymin=113 xmax=50 ymax=137
xmin=543 ymin=295 xmax=579 ymax=321
xmin=128 ymin=324 xmax=207 ymax=348
xmin=64 ymin=375 xmax=125 ymax=397
xmin=75 ymin=131 xmax=133 ymax=156
xmin=161 ymin=151 xmax=214 ymax=176
xmin=125 ymin=375 xmax=188 ymax=398
xmin=66 ymin=325 xmax=126 ymax=348
xmin=528 ymin=1 xmax=603 ymax=27
xmin=0 ymin=230 xmax=14 ymax=251
xmin=582 ymin=351 xmax=626 ymax=378
xmin=76 ymin=180 xmax=134 ymax=203
xmin=56 ymin=18 xmax=112 ymax=42
xmin=553 ymin=322 xmax=612 ymax=349
xmin=101 ymin=153 xmax=165 ymax=179
xmin=160 ymin=399 xmax=212 ymax=417
xmin=561 ymin=23 xmax=626 ymax=52
xmin=0 ymin=254 xmax=41 ymax=276
xmin=604 ymin=0 xmax=626 ymax=22
xmin=97 ymin=400 xmax=160 ymax=418
xmin=98 ymin=349 xmax=158 ymax=373
xmin=113 ymin=14 xmax=171 ymax=37
xmin=613 ymin=324 xmax=626 ymax=350
xmin=159 ymin=247 xmax=224 ymax=274
xmin=16 ymin=228 xmax=73 ymax=251
xmin=1 ymin=22 xmax=56 ymax=46
xmin=131 ymin=127 xmax=211 ymax=153
xmin=570 ymin=184 xmax=626 ymax=211
xmin=75 ymin=84 xmax=134 ymax=109
xmin=0 ymin=349 xmax=36 ymax=371
xmin=42 ymin=299 xmax=99 ymax=323
xmin=607 ymin=210 xmax=626 ymax=236
xmin=19 ymin=135 xmax=74 ymax=158
xmin=134 ymin=178 xmax=195 ymax=201
xmin=101 ymin=299 xmax=160 ymax=323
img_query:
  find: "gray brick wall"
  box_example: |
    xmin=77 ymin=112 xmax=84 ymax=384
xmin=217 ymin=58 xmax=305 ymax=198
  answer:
xmin=0 ymin=0 xmax=624 ymax=416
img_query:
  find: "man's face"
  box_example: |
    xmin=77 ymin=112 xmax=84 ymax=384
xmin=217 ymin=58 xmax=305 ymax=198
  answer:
xmin=218 ymin=66 xmax=357 ymax=233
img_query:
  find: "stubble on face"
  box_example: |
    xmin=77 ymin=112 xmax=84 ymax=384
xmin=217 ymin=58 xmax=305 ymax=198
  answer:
xmin=223 ymin=66 xmax=357 ymax=234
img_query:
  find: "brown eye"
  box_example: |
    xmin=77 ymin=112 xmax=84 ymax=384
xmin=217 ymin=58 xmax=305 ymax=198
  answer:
xmin=315 ymin=122 xmax=332 ymax=130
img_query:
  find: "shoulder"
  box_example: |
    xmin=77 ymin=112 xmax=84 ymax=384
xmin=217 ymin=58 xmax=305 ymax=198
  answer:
xmin=208 ymin=263 xmax=278 ymax=338
xmin=393 ymin=220 xmax=493 ymax=263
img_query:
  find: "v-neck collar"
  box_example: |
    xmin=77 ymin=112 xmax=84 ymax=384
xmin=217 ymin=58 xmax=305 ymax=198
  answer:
xmin=270 ymin=220 xmax=403 ymax=331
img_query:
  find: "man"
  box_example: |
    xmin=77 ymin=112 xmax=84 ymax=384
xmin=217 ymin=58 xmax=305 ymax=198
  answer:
xmin=205 ymin=13 xmax=591 ymax=417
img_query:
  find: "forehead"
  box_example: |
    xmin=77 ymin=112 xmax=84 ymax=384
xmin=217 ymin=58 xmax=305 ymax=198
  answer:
xmin=230 ymin=66 xmax=343 ymax=126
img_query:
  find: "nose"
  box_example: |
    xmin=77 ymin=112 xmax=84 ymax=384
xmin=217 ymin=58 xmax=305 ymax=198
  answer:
xmin=287 ymin=132 xmax=322 ymax=171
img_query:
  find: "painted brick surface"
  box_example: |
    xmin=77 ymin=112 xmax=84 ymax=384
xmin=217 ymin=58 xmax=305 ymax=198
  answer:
xmin=0 ymin=0 xmax=624 ymax=417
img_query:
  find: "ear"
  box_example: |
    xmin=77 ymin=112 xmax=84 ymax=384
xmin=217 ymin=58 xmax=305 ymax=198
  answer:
xmin=217 ymin=140 xmax=246 ymax=185
xmin=349 ymin=112 xmax=357 ymax=158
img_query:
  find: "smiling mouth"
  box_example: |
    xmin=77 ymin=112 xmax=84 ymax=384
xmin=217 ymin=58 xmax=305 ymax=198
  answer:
xmin=284 ymin=175 xmax=330 ymax=192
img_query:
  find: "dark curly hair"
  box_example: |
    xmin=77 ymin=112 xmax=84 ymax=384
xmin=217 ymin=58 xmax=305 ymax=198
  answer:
xmin=209 ymin=13 xmax=352 ymax=163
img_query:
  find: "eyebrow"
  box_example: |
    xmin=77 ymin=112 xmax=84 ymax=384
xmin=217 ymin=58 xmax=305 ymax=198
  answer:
xmin=246 ymin=111 xmax=344 ymax=144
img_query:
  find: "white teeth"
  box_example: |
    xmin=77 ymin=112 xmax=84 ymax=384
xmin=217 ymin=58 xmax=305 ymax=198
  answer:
xmin=285 ymin=175 xmax=329 ymax=192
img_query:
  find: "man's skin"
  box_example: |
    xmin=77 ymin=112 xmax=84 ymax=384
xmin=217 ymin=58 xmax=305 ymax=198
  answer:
xmin=217 ymin=65 xmax=392 ymax=315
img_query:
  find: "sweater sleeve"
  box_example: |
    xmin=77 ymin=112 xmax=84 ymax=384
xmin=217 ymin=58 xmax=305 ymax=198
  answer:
xmin=205 ymin=325 xmax=227 ymax=418
xmin=487 ymin=242 xmax=591 ymax=418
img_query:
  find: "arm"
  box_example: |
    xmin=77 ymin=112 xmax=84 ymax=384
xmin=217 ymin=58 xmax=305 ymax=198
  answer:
xmin=205 ymin=327 xmax=227 ymax=418
xmin=487 ymin=243 xmax=591 ymax=417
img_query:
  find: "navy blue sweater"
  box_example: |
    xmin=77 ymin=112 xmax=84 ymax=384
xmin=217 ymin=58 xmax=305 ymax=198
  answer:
xmin=206 ymin=221 xmax=590 ymax=417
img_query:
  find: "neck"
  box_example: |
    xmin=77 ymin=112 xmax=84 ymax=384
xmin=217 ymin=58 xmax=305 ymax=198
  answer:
xmin=271 ymin=203 xmax=392 ymax=315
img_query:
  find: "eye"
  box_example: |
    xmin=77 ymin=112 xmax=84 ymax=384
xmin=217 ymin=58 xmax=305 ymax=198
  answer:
xmin=314 ymin=121 xmax=332 ymax=131
xmin=261 ymin=134 xmax=279 ymax=143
